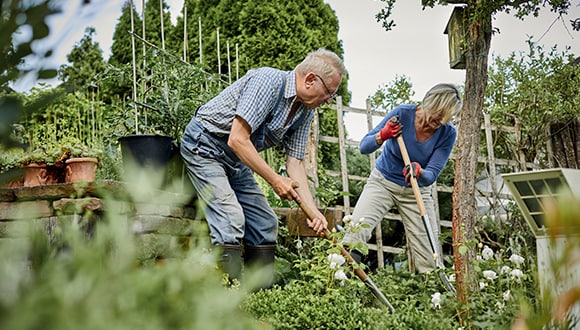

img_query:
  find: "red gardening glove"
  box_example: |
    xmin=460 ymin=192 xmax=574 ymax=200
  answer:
xmin=379 ymin=118 xmax=402 ymax=141
xmin=403 ymin=162 xmax=422 ymax=183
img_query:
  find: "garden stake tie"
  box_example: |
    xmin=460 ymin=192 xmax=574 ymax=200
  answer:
xmin=393 ymin=117 xmax=457 ymax=296
xmin=295 ymin=200 xmax=395 ymax=312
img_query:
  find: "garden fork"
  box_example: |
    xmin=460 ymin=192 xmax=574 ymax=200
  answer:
xmin=392 ymin=117 xmax=457 ymax=296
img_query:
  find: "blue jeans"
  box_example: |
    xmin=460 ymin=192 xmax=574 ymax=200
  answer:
xmin=180 ymin=118 xmax=278 ymax=246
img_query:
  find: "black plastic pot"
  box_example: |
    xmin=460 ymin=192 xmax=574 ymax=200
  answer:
xmin=119 ymin=134 xmax=174 ymax=168
xmin=118 ymin=134 xmax=178 ymax=189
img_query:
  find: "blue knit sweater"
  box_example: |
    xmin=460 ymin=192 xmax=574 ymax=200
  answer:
xmin=359 ymin=104 xmax=456 ymax=187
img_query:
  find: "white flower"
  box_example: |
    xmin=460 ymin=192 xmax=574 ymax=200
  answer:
xmin=509 ymin=254 xmax=525 ymax=266
xmin=476 ymin=255 xmax=483 ymax=261
xmin=500 ymin=265 xmax=511 ymax=275
xmin=479 ymin=282 xmax=486 ymax=290
xmin=482 ymin=245 xmax=494 ymax=260
xmin=328 ymin=253 xmax=345 ymax=269
xmin=448 ymin=274 xmax=456 ymax=282
xmin=295 ymin=239 xmax=303 ymax=250
xmin=510 ymin=269 xmax=524 ymax=281
xmin=503 ymin=290 xmax=512 ymax=301
xmin=342 ymin=215 xmax=353 ymax=225
xmin=431 ymin=292 xmax=441 ymax=309
xmin=483 ymin=270 xmax=498 ymax=281
xmin=495 ymin=301 xmax=505 ymax=310
xmin=334 ymin=269 xmax=348 ymax=285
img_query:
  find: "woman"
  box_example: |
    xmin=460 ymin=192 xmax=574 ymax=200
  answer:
xmin=342 ymin=83 xmax=462 ymax=273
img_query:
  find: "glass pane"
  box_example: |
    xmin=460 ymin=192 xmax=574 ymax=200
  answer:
xmin=532 ymin=214 xmax=545 ymax=228
xmin=545 ymin=178 xmax=563 ymax=194
xmin=524 ymin=198 xmax=542 ymax=213
xmin=514 ymin=181 xmax=533 ymax=196
xmin=530 ymin=179 xmax=547 ymax=195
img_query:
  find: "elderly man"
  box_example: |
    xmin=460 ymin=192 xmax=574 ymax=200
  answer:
xmin=181 ymin=48 xmax=345 ymax=287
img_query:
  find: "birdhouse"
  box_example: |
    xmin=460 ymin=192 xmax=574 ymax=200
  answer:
xmin=443 ymin=6 xmax=466 ymax=70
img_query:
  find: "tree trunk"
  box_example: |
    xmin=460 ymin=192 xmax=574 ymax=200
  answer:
xmin=451 ymin=3 xmax=492 ymax=305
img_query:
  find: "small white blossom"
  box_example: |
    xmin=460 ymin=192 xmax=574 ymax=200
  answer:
xmin=431 ymin=292 xmax=441 ymax=309
xmin=510 ymin=268 xmax=524 ymax=281
xmin=476 ymin=255 xmax=483 ymax=261
xmin=503 ymin=290 xmax=512 ymax=301
xmin=509 ymin=254 xmax=525 ymax=266
xmin=448 ymin=274 xmax=456 ymax=282
xmin=500 ymin=265 xmax=511 ymax=275
xmin=328 ymin=253 xmax=345 ymax=269
xmin=482 ymin=245 xmax=494 ymax=260
xmin=295 ymin=239 xmax=303 ymax=250
xmin=495 ymin=301 xmax=505 ymax=310
xmin=334 ymin=269 xmax=348 ymax=285
xmin=483 ymin=270 xmax=498 ymax=281
xmin=479 ymin=282 xmax=486 ymax=290
xmin=342 ymin=215 xmax=353 ymax=225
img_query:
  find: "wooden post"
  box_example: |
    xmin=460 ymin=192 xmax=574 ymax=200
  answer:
xmin=365 ymin=99 xmax=384 ymax=268
xmin=336 ymin=97 xmax=350 ymax=215
xmin=484 ymin=112 xmax=499 ymax=219
xmin=546 ymin=122 xmax=554 ymax=168
xmin=305 ymin=106 xmax=320 ymax=203
xmin=514 ymin=117 xmax=526 ymax=170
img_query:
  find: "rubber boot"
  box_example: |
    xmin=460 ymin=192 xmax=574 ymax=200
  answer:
xmin=244 ymin=244 xmax=276 ymax=290
xmin=219 ymin=244 xmax=242 ymax=285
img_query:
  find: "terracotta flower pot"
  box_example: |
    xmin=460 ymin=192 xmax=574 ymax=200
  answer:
xmin=65 ymin=157 xmax=98 ymax=183
xmin=22 ymin=163 xmax=49 ymax=187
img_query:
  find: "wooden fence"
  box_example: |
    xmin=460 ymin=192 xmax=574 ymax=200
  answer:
xmin=309 ymin=96 xmax=542 ymax=268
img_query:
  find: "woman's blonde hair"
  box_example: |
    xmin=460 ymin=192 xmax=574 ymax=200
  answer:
xmin=422 ymin=83 xmax=462 ymax=124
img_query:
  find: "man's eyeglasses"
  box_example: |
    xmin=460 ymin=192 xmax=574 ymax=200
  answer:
xmin=315 ymin=74 xmax=338 ymax=99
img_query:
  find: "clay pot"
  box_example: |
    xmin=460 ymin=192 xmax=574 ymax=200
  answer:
xmin=65 ymin=157 xmax=98 ymax=183
xmin=23 ymin=163 xmax=49 ymax=187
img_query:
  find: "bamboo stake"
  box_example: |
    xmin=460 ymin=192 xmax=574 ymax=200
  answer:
xmin=227 ymin=40 xmax=231 ymax=84
xmin=159 ymin=0 xmax=165 ymax=50
xmin=217 ymin=27 xmax=221 ymax=87
xmin=183 ymin=5 xmax=187 ymax=62
xmin=130 ymin=0 xmax=139 ymax=134
xmin=235 ymin=43 xmax=239 ymax=80
xmin=198 ymin=17 xmax=202 ymax=64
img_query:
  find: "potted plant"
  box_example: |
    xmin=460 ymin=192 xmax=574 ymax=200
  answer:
xmin=61 ymin=143 xmax=103 ymax=183
xmin=112 ymin=53 xmax=223 ymax=191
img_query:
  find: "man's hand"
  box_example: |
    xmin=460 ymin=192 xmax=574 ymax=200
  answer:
xmin=271 ymin=175 xmax=300 ymax=202
xmin=379 ymin=118 xmax=402 ymax=141
xmin=306 ymin=213 xmax=328 ymax=236
xmin=403 ymin=162 xmax=422 ymax=183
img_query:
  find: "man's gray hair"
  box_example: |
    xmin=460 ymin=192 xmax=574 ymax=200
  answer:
xmin=295 ymin=48 xmax=346 ymax=80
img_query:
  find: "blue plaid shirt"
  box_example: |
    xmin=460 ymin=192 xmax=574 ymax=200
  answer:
xmin=195 ymin=67 xmax=314 ymax=160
